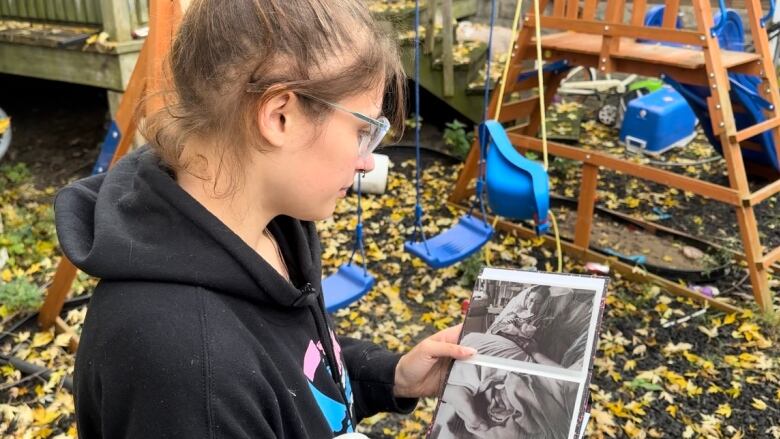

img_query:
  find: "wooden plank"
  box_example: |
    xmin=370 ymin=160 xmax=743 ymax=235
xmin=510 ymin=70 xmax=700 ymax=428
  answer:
xmin=566 ymin=0 xmax=579 ymax=19
xmin=442 ymin=0 xmax=454 ymax=97
xmin=507 ymin=133 xmax=743 ymax=205
xmin=554 ymin=0 xmax=565 ymax=17
xmin=447 ymin=202 xmax=743 ymax=314
xmin=735 ymin=204 xmax=773 ymax=311
xmin=537 ymin=23 xmax=708 ymax=48
xmin=38 ymin=258 xmax=79 ymax=329
xmin=762 ymin=244 xmax=780 ymax=269
xmin=539 ymin=33 xmax=759 ymax=70
xmin=101 ymin=0 xmax=133 ymax=42
xmin=662 ymin=0 xmax=680 ymax=28
xmin=0 ymin=41 xmax=139 ymax=90
xmin=631 ymin=0 xmax=647 ymax=26
xmin=732 ymin=116 xmax=780 ymax=143
xmin=749 ymin=177 xmax=780 ymax=206
xmin=582 ymin=0 xmax=598 ymax=18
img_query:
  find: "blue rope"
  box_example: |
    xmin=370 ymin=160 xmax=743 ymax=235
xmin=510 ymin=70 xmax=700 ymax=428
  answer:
xmin=471 ymin=0 xmax=497 ymax=226
xmin=411 ymin=0 xmax=430 ymax=251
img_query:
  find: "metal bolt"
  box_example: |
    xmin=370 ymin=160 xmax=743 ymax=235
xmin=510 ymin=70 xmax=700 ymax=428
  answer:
xmin=715 ymin=104 xmax=721 ymax=109
xmin=760 ymin=70 xmax=765 ymax=76
xmin=600 ymin=66 xmax=606 ymax=71
xmin=525 ymin=16 xmax=529 ymax=21
xmin=719 ymin=122 xmax=725 ymax=127
xmin=709 ymin=72 xmax=715 ymax=78
xmin=700 ymin=35 xmax=706 ymax=41
xmin=712 ymin=84 xmax=717 ymax=89
xmin=601 ymin=57 xmax=607 ymax=62
xmin=767 ymin=88 xmax=772 ymax=93
xmin=112 ymin=132 xmax=118 ymax=138
xmin=604 ymin=25 xmax=610 ymax=30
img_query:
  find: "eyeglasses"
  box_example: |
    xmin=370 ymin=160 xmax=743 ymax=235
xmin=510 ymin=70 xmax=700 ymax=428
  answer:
xmin=302 ymin=94 xmax=390 ymax=157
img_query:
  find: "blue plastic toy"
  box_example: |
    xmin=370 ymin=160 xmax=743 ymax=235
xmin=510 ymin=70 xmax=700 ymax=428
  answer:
xmin=482 ymin=120 xmax=550 ymax=234
xmin=619 ymin=86 xmax=698 ymax=156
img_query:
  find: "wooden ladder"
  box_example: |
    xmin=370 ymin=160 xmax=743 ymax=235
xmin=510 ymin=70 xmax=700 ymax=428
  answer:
xmin=451 ymin=0 xmax=780 ymax=313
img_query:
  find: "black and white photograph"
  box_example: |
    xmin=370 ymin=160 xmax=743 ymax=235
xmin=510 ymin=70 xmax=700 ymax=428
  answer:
xmin=461 ymin=275 xmax=599 ymax=371
xmin=429 ymin=363 xmax=579 ymax=439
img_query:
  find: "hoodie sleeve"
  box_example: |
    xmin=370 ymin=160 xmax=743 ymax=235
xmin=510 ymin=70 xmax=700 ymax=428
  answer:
xmin=338 ymin=336 xmax=419 ymax=421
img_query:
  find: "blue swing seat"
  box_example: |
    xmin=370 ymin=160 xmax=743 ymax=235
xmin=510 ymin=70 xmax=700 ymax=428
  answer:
xmin=322 ymin=263 xmax=375 ymax=313
xmin=482 ymin=120 xmax=551 ymax=234
xmin=404 ymin=215 xmax=494 ymax=269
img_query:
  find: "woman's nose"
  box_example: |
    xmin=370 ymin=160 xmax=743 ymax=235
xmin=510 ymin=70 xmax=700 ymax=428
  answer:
xmin=357 ymin=153 xmax=375 ymax=173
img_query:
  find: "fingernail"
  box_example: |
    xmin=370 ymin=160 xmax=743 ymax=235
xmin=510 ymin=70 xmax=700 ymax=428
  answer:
xmin=463 ymin=347 xmax=477 ymax=356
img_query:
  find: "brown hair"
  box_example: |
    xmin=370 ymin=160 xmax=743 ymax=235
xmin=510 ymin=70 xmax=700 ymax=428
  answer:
xmin=140 ymin=0 xmax=406 ymax=194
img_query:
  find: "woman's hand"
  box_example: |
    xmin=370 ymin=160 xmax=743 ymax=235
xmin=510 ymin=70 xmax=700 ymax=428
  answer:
xmin=393 ymin=324 xmax=477 ymax=398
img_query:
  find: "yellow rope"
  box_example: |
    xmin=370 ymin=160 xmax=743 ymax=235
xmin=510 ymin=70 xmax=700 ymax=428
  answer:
xmin=494 ymin=0 xmax=524 ymax=119
xmin=531 ymin=0 xmax=563 ymax=272
xmin=485 ymin=0 xmax=563 ymax=272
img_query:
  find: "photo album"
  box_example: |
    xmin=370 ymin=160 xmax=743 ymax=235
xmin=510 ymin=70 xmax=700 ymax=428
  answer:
xmin=427 ymin=268 xmax=609 ymax=439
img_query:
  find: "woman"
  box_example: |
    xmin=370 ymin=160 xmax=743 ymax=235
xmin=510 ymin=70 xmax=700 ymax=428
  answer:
xmin=461 ymin=286 xmax=558 ymax=365
xmin=54 ymin=1 xmax=475 ymax=437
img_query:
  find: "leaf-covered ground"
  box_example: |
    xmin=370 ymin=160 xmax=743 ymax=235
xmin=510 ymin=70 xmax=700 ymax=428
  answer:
xmin=1 ymin=93 xmax=780 ymax=438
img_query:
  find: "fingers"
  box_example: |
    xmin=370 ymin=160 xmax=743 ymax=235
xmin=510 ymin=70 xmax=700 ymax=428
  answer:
xmin=422 ymin=338 xmax=476 ymax=361
xmin=431 ymin=323 xmax=464 ymax=343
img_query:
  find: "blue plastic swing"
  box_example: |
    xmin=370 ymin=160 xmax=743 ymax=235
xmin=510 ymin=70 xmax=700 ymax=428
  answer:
xmin=482 ymin=120 xmax=550 ymax=234
xmin=322 ymin=175 xmax=375 ymax=312
xmin=403 ymin=0 xmax=494 ymax=268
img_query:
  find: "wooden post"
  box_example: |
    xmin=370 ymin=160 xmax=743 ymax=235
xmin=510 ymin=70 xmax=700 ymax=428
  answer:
xmin=442 ymin=0 xmax=455 ymax=97
xmin=574 ymin=163 xmax=599 ymax=249
xmin=100 ymin=0 xmax=134 ymax=43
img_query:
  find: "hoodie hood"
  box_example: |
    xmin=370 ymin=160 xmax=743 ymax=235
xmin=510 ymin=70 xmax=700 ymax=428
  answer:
xmin=54 ymin=146 xmax=322 ymax=309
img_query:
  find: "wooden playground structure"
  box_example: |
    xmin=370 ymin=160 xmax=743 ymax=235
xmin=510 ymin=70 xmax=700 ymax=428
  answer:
xmin=451 ymin=0 xmax=780 ymax=313
xmin=36 ymin=0 xmax=780 ymax=349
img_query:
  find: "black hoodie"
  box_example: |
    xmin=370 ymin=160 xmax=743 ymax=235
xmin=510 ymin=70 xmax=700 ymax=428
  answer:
xmin=55 ymin=146 xmax=417 ymax=438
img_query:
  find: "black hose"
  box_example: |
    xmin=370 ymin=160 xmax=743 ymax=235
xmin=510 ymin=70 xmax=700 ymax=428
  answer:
xmin=0 ymin=353 xmax=73 ymax=392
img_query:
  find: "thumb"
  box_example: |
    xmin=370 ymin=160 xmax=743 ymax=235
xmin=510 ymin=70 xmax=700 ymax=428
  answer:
xmin=422 ymin=339 xmax=477 ymax=361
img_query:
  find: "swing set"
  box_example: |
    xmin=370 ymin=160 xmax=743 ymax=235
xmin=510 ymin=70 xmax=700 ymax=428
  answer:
xmin=448 ymin=0 xmax=780 ymax=314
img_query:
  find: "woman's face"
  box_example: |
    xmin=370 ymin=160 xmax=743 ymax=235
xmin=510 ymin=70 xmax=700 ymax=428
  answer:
xmin=263 ymin=86 xmax=382 ymax=221
xmin=526 ymin=291 xmax=544 ymax=314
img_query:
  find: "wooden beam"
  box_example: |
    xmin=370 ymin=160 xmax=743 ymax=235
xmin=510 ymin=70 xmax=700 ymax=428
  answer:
xmin=442 ymin=0 xmax=455 ymax=97
xmin=763 ymin=245 xmax=780 ymax=269
xmin=731 ymin=116 xmax=780 ymax=143
xmin=38 ymin=258 xmax=79 ymax=329
xmin=749 ymin=177 xmax=780 ymax=206
xmin=0 ymin=42 xmax=140 ymax=91
xmin=100 ymin=0 xmax=133 ymax=43
xmin=536 ymin=17 xmax=708 ymax=47
xmin=448 ymin=203 xmax=743 ymax=313
xmin=507 ymin=133 xmax=743 ymax=205
xmin=574 ymin=164 xmax=599 ymax=248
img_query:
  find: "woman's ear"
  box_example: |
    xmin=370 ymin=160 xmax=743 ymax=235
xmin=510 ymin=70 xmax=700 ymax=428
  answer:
xmin=257 ymin=91 xmax=295 ymax=148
